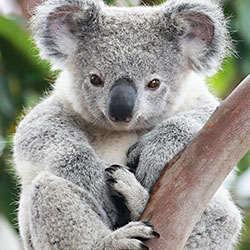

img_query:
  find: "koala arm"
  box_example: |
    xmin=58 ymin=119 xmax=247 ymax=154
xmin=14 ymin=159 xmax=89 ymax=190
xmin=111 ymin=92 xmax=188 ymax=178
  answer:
xmin=14 ymin=93 xmax=148 ymax=218
xmin=127 ymin=104 xmax=242 ymax=249
xmin=127 ymin=106 xmax=213 ymax=191
xmin=14 ymin=94 xmax=114 ymax=247
xmin=14 ymin=95 xmax=107 ymax=189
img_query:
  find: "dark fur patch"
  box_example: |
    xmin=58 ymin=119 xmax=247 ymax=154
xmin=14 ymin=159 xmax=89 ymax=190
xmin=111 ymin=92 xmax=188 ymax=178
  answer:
xmin=111 ymin=194 xmax=131 ymax=229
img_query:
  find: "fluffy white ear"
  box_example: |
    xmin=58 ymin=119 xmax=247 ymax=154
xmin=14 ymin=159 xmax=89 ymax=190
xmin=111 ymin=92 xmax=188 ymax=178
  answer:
xmin=30 ymin=0 xmax=102 ymax=69
xmin=162 ymin=0 xmax=231 ymax=76
xmin=181 ymin=12 xmax=214 ymax=46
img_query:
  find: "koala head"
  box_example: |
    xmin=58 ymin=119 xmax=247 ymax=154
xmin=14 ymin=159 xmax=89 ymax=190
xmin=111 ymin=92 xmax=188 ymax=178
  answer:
xmin=31 ymin=0 xmax=230 ymax=131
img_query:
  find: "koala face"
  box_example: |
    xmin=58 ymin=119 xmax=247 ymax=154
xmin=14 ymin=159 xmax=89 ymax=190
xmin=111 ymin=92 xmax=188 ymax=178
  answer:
xmin=67 ymin=8 xmax=184 ymax=130
xmin=31 ymin=0 xmax=229 ymax=130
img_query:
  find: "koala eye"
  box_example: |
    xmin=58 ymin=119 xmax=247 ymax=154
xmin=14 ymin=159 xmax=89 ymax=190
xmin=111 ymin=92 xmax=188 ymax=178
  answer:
xmin=147 ymin=79 xmax=160 ymax=90
xmin=90 ymin=74 xmax=104 ymax=87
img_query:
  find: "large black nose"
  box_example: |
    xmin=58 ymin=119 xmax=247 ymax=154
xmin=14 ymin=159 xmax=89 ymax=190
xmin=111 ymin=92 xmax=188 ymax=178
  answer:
xmin=108 ymin=78 xmax=136 ymax=123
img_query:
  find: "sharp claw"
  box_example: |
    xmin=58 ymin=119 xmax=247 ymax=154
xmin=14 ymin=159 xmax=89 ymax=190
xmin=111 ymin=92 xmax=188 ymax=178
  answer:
xmin=110 ymin=164 xmax=121 ymax=169
xmin=105 ymin=168 xmax=115 ymax=173
xmin=152 ymin=230 xmax=160 ymax=238
xmin=106 ymin=178 xmax=117 ymax=184
xmin=140 ymin=243 xmax=149 ymax=249
xmin=142 ymin=222 xmax=154 ymax=228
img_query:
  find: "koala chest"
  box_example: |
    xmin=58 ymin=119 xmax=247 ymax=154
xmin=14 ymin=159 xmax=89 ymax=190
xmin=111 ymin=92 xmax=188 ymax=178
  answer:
xmin=86 ymin=128 xmax=140 ymax=165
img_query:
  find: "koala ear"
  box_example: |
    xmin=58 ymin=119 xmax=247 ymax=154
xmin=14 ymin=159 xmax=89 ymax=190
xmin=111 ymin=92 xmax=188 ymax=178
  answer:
xmin=30 ymin=0 xmax=102 ymax=69
xmin=162 ymin=0 xmax=231 ymax=76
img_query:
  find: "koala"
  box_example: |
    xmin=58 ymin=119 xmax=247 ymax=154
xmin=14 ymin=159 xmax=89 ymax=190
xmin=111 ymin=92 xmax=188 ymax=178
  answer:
xmin=13 ymin=0 xmax=242 ymax=249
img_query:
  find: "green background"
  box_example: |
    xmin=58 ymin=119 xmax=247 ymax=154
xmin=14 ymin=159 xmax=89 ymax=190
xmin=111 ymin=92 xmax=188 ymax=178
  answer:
xmin=0 ymin=0 xmax=249 ymax=249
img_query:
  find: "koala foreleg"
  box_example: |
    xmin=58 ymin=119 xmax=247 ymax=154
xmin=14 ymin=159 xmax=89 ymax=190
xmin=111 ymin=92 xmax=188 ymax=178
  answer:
xmin=21 ymin=172 xmax=110 ymax=250
xmin=127 ymin=109 xmax=205 ymax=191
xmin=127 ymin=109 xmax=242 ymax=250
xmin=23 ymin=172 xmax=156 ymax=250
xmin=105 ymin=165 xmax=149 ymax=221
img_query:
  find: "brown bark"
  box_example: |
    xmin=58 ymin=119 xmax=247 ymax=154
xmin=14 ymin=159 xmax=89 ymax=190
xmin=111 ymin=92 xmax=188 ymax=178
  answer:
xmin=18 ymin=0 xmax=42 ymax=18
xmin=140 ymin=74 xmax=250 ymax=250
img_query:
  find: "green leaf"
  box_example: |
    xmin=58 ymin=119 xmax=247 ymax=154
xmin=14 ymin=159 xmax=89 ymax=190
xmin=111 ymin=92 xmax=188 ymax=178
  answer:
xmin=237 ymin=212 xmax=250 ymax=250
xmin=233 ymin=0 xmax=250 ymax=47
xmin=207 ymin=57 xmax=238 ymax=99
xmin=0 ymin=15 xmax=50 ymax=75
xmin=237 ymin=151 xmax=250 ymax=176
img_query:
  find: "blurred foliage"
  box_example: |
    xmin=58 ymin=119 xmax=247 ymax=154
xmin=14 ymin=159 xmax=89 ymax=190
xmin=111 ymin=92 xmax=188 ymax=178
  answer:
xmin=0 ymin=0 xmax=249 ymax=248
xmin=0 ymin=14 xmax=52 ymax=227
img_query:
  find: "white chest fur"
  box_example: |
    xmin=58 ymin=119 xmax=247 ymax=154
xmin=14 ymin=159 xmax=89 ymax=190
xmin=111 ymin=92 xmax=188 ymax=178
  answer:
xmin=86 ymin=127 xmax=140 ymax=165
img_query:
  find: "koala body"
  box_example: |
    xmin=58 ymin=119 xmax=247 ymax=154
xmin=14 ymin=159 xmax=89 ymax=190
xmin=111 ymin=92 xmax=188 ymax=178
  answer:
xmin=14 ymin=0 xmax=242 ymax=249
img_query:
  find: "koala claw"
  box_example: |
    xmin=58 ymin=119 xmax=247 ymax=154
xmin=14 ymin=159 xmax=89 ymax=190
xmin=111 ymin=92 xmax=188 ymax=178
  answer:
xmin=142 ymin=222 xmax=154 ymax=228
xmin=151 ymin=230 xmax=160 ymax=238
xmin=101 ymin=221 xmax=158 ymax=250
xmin=140 ymin=243 xmax=149 ymax=249
xmin=106 ymin=177 xmax=117 ymax=184
xmin=105 ymin=164 xmax=121 ymax=173
xmin=105 ymin=165 xmax=138 ymax=192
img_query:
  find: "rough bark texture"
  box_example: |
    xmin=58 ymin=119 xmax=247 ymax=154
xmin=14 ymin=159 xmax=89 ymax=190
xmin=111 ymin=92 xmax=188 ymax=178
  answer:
xmin=140 ymin=74 xmax=250 ymax=250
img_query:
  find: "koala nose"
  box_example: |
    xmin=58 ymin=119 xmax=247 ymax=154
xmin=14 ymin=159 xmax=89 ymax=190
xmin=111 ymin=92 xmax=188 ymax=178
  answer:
xmin=108 ymin=78 xmax=136 ymax=123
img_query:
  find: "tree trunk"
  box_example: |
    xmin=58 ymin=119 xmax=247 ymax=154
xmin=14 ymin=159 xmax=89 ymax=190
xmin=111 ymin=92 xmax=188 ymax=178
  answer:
xmin=140 ymin=74 xmax=250 ymax=250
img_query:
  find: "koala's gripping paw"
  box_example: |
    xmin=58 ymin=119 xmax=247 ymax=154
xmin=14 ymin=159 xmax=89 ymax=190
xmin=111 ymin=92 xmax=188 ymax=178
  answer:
xmin=105 ymin=165 xmax=149 ymax=220
xmin=105 ymin=164 xmax=136 ymax=187
xmin=100 ymin=221 xmax=160 ymax=250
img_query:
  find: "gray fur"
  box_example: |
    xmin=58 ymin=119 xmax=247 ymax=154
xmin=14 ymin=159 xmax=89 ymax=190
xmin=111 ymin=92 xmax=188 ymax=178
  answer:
xmin=14 ymin=0 xmax=242 ymax=249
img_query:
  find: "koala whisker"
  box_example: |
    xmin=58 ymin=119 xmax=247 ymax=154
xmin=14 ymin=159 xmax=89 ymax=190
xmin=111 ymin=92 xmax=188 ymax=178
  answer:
xmin=92 ymin=112 xmax=106 ymax=127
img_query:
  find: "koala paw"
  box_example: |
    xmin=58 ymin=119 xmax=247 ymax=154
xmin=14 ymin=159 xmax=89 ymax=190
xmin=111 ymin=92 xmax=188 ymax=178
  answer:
xmin=105 ymin=164 xmax=144 ymax=196
xmin=101 ymin=221 xmax=160 ymax=250
xmin=105 ymin=164 xmax=136 ymax=188
xmin=105 ymin=165 xmax=149 ymax=220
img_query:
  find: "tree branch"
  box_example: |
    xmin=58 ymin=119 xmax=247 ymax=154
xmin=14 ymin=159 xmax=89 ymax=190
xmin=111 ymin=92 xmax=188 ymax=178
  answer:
xmin=140 ymin=74 xmax=250 ymax=250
